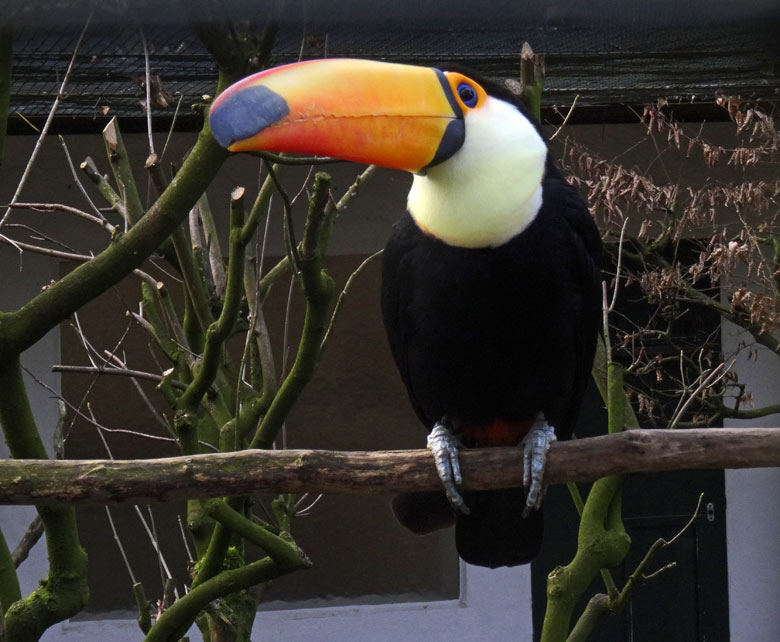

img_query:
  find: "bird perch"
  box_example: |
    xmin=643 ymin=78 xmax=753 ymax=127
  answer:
xmin=0 ymin=428 xmax=777 ymax=506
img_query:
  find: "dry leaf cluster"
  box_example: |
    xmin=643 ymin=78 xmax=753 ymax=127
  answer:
xmin=559 ymin=95 xmax=780 ymax=426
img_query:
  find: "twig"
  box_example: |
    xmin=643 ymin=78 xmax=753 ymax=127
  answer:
xmin=134 ymin=582 xmax=152 ymax=634
xmin=133 ymin=504 xmax=177 ymax=597
xmin=250 ymin=151 xmax=342 ymax=165
xmin=265 ymin=160 xmax=302 ymax=276
xmin=669 ymin=361 xmax=731 ymax=429
xmin=550 ymin=94 xmax=579 ymax=141
xmin=177 ymin=187 xmax=247 ymax=411
xmin=52 ymin=364 xmax=188 ymax=391
xmin=294 ymin=492 xmax=323 ymax=517
xmin=252 ymin=172 xmax=336 ymax=450
xmin=257 ymin=164 xmax=377 ymax=297
xmin=610 ymin=494 xmax=705 ymax=613
xmin=105 ymin=506 xmax=137 ymax=584
xmin=160 ymin=94 xmax=183 ymax=162
xmin=238 ymin=224 xmax=278 ymax=445
xmin=321 ymin=250 xmax=382 ymax=353
xmin=103 ymin=353 xmax=175 ymax=435
xmin=57 ymin=136 xmax=112 ymax=228
xmin=601 ymin=282 xmax=611 ymax=363
xmin=23 ymin=364 xmax=179 ymax=446
xmin=84 ymin=395 xmax=178 ymax=601
xmin=80 ymin=156 xmax=130 ymax=223
xmin=0 ymin=223 xmax=92 ymax=261
xmin=11 ymin=516 xmax=43 ymax=568
xmin=8 ymin=201 xmax=112 ymax=232
xmin=0 ymin=8 xmax=93 ymax=229
xmin=608 ymin=217 xmax=629 ymax=313
xmin=147 ymin=505 xmax=177 ymax=600
xmin=198 ymin=194 xmax=226 ymax=298
xmin=177 ymin=514 xmax=194 ymax=563
xmin=138 ymin=24 xmax=155 ymax=156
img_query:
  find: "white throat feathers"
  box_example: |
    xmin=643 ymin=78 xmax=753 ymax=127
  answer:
xmin=407 ymin=97 xmax=547 ymax=249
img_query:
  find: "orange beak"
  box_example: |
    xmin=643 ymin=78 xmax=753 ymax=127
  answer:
xmin=209 ymin=59 xmax=466 ymax=174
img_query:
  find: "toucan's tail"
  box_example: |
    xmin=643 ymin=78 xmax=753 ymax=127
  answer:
xmin=391 ymin=487 xmax=543 ymax=568
xmin=455 ymin=487 xmax=543 ymax=568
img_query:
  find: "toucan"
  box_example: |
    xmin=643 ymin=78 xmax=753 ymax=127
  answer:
xmin=209 ymin=58 xmax=602 ymax=568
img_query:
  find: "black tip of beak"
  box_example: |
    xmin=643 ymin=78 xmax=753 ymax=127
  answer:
xmin=209 ymin=85 xmax=291 ymax=149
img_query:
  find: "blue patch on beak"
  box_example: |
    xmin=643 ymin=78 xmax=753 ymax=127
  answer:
xmin=210 ymin=85 xmax=290 ymax=148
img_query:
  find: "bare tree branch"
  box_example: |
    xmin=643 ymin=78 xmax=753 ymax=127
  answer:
xmin=0 ymin=9 xmax=93 ymax=228
xmin=11 ymin=515 xmax=43 ymax=568
xmin=0 ymin=428 xmax=776 ymax=506
xmin=52 ymin=364 xmax=188 ymax=391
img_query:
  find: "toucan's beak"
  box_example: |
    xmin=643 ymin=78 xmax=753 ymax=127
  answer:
xmin=209 ymin=59 xmax=465 ymax=173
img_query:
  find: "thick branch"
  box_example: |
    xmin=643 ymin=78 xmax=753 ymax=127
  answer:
xmin=145 ymin=557 xmax=294 ymax=642
xmin=0 ymin=428 xmax=777 ymax=506
xmin=0 ymin=359 xmax=88 ymax=639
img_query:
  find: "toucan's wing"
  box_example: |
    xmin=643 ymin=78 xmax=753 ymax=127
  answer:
xmin=544 ymin=164 xmax=602 ymax=440
xmin=381 ymin=213 xmax=432 ymax=428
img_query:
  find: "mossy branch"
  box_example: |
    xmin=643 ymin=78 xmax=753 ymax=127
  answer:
xmin=178 ymin=188 xmax=246 ymax=411
xmin=190 ymin=521 xmax=232 ymax=591
xmin=0 ymin=117 xmax=230 ymax=358
xmin=251 ymin=173 xmax=335 ymax=449
xmin=541 ymin=361 xmax=631 ymax=642
xmin=0 ymin=359 xmax=88 ymax=641
xmin=103 ymin=117 xmax=145 ymax=226
xmin=133 ymin=582 xmax=151 ymax=634
xmin=568 ymin=494 xmax=705 ymax=642
xmin=257 ymin=165 xmax=377 ymax=298
xmin=144 ymin=557 xmax=294 ymax=642
xmin=0 ymin=15 xmax=263 ymax=358
xmin=0 ymin=428 xmax=776 ymax=505
xmin=80 ymin=156 xmax=130 ymax=222
xmin=0 ymin=525 xmax=21 ymax=617
xmin=205 ymin=499 xmax=310 ymax=570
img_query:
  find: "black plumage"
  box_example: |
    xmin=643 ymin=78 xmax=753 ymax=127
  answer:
xmin=382 ymin=152 xmax=602 ymax=567
xmin=207 ymin=58 xmax=602 ymax=568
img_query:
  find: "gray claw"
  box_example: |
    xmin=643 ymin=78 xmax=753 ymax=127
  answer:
xmin=522 ymin=412 xmax=556 ymax=517
xmin=427 ymin=421 xmax=470 ymax=515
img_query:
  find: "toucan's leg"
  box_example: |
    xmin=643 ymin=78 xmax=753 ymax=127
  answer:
xmin=427 ymin=419 xmax=470 ymax=515
xmin=522 ymin=412 xmax=557 ymax=516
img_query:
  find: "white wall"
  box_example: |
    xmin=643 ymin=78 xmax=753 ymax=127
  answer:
xmin=44 ymin=566 xmax=533 ymax=642
xmin=722 ymin=320 xmax=780 ymax=642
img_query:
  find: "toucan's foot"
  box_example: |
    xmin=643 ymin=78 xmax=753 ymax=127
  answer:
xmin=521 ymin=412 xmax=556 ymax=517
xmin=427 ymin=419 xmax=470 ymax=515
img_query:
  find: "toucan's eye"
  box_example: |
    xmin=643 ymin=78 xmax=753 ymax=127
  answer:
xmin=457 ymin=83 xmax=478 ymax=108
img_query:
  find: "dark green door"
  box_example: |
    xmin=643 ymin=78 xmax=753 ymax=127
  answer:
xmin=531 ymin=383 xmax=730 ymax=641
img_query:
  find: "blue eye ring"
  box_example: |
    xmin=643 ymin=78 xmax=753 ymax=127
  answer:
xmin=457 ymin=83 xmax=478 ymax=108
